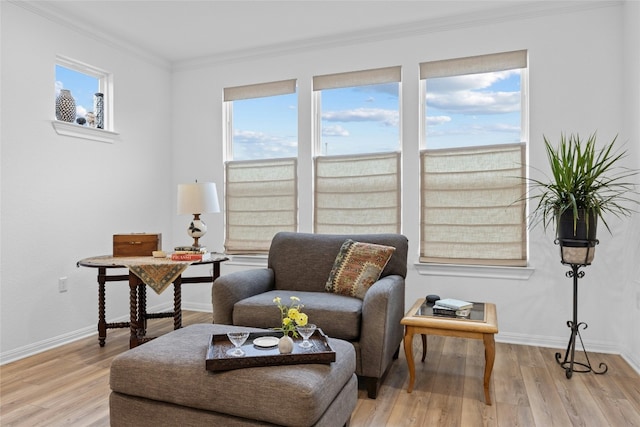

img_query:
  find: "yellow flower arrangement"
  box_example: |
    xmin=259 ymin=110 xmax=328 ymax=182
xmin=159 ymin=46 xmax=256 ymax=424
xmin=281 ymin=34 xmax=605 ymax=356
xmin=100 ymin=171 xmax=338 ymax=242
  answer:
xmin=273 ymin=296 xmax=308 ymax=337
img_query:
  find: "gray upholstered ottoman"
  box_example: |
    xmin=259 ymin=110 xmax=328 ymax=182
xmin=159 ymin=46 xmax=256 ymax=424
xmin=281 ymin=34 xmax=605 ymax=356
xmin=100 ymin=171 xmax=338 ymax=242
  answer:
xmin=109 ymin=324 xmax=357 ymax=427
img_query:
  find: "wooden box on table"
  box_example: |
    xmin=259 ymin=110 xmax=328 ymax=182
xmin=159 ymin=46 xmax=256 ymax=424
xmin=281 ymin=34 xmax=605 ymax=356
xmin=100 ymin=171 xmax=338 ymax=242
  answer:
xmin=113 ymin=233 xmax=162 ymax=257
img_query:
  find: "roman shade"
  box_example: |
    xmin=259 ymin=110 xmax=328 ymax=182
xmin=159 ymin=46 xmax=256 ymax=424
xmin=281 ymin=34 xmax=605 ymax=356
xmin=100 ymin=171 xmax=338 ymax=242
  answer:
xmin=420 ymin=50 xmax=527 ymax=79
xmin=225 ymin=157 xmax=298 ymax=253
xmin=313 ymin=66 xmax=401 ymax=90
xmin=420 ymin=143 xmax=527 ymax=266
xmin=315 ymin=152 xmax=401 ymax=234
xmin=224 ymin=79 xmax=296 ymax=101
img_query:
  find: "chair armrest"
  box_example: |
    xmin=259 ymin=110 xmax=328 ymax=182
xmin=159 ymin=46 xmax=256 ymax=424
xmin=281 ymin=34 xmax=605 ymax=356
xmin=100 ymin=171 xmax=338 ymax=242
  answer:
xmin=212 ymin=268 xmax=275 ymax=324
xmin=359 ymin=275 xmax=405 ymax=378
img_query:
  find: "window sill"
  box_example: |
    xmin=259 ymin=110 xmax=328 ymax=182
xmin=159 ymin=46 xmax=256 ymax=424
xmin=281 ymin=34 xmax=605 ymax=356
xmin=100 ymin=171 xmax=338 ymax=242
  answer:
xmin=226 ymin=254 xmax=268 ymax=267
xmin=52 ymin=120 xmax=119 ymax=144
xmin=414 ymin=262 xmax=534 ymax=280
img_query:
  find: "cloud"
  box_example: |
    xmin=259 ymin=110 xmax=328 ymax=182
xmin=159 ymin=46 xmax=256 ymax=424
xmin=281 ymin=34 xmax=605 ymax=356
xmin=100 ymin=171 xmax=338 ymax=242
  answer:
xmin=427 ymin=70 xmax=518 ymax=92
xmin=426 ymin=115 xmax=451 ymax=126
xmin=322 ymin=108 xmax=399 ymax=127
xmin=426 ymin=70 xmax=521 ymax=115
xmin=323 ymin=124 xmax=350 ymax=137
xmin=364 ymin=96 xmax=375 ymax=103
xmin=76 ymin=105 xmax=87 ymax=118
xmin=55 ymin=80 xmax=63 ymax=95
xmin=427 ymin=90 xmax=520 ymax=115
xmin=233 ymin=129 xmax=297 ymax=160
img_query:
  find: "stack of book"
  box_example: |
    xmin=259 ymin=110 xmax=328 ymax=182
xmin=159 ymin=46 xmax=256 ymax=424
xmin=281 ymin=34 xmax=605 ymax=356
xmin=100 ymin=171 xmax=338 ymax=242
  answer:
xmin=171 ymin=246 xmax=211 ymax=262
xmin=432 ymin=298 xmax=473 ymax=317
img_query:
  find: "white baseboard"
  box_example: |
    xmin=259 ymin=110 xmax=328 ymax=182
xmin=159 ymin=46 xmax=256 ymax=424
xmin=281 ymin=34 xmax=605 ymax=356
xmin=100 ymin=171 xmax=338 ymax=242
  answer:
xmin=0 ymin=302 xmax=172 ymax=366
xmin=496 ymin=331 xmax=640 ymax=375
xmin=3 ymin=309 xmax=639 ymax=376
xmin=182 ymin=302 xmax=215 ymax=313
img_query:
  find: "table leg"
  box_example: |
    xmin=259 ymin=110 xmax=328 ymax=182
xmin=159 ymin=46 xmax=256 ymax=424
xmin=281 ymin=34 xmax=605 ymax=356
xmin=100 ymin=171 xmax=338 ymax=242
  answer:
xmin=97 ymin=267 xmax=107 ymax=347
xmin=483 ymin=333 xmax=496 ymax=405
xmin=173 ymin=276 xmax=182 ymax=330
xmin=404 ymin=327 xmax=416 ymax=393
xmin=138 ymin=283 xmax=147 ymax=333
xmin=421 ymin=334 xmax=427 ymax=362
xmin=129 ymin=273 xmax=139 ymax=348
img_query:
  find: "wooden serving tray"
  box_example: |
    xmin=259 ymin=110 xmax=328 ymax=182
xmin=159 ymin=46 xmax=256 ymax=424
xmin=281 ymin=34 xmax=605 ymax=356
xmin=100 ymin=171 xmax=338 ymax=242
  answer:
xmin=206 ymin=329 xmax=336 ymax=372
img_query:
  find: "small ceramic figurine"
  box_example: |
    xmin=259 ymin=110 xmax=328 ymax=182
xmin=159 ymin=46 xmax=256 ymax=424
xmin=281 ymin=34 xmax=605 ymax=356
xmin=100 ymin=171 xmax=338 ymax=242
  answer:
xmin=86 ymin=112 xmax=96 ymax=128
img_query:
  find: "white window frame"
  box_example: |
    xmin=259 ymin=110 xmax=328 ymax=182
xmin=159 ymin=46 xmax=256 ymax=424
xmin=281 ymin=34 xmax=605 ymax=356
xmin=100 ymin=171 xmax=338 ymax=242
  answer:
xmin=223 ymin=79 xmax=299 ymax=253
xmin=52 ymin=55 xmax=117 ymax=143
xmin=312 ymin=66 xmax=402 ymax=234
xmin=418 ymin=50 xmax=530 ymax=268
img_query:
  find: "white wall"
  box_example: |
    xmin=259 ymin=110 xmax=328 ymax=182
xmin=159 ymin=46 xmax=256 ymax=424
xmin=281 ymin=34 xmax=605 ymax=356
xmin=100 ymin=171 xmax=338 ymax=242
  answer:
xmin=172 ymin=2 xmax=640 ymax=369
xmin=621 ymin=0 xmax=640 ymax=370
xmin=1 ymin=2 xmax=174 ymax=361
xmin=1 ymin=1 xmax=638 ymax=371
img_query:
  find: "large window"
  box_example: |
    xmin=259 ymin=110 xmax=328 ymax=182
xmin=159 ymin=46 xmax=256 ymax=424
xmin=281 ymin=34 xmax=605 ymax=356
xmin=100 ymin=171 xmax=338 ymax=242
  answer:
xmin=223 ymin=80 xmax=298 ymax=253
xmin=420 ymin=50 xmax=528 ymax=266
xmin=313 ymin=66 xmax=402 ymax=234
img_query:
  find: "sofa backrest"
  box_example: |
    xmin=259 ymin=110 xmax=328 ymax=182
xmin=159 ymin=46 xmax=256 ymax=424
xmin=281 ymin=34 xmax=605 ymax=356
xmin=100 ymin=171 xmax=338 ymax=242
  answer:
xmin=268 ymin=232 xmax=408 ymax=292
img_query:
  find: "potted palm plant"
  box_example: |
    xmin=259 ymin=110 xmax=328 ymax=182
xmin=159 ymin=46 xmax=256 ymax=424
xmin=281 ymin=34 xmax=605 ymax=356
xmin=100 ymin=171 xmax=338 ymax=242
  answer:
xmin=526 ymin=132 xmax=638 ymax=264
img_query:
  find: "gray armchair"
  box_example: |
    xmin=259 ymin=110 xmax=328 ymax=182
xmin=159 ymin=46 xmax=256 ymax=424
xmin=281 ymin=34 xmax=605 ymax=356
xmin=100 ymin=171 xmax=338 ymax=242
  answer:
xmin=212 ymin=231 xmax=408 ymax=398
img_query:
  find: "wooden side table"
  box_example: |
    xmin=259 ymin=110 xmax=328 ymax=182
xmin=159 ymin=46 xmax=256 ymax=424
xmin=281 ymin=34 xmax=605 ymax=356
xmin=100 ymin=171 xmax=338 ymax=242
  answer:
xmin=77 ymin=255 xmax=227 ymax=348
xmin=401 ymin=299 xmax=498 ymax=405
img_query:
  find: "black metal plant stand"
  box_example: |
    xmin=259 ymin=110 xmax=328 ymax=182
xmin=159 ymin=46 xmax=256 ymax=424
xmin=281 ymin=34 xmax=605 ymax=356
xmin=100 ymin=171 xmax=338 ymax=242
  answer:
xmin=554 ymin=238 xmax=608 ymax=379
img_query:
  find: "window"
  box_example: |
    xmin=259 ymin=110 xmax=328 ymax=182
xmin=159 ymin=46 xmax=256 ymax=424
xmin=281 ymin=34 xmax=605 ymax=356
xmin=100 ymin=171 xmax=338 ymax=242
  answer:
xmin=420 ymin=50 xmax=528 ymax=266
xmin=313 ymin=66 xmax=402 ymax=234
xmin=55 ymin=56 xmax=112 ymax=131
xmin=223 ymin=79 xmax=298 ymax=253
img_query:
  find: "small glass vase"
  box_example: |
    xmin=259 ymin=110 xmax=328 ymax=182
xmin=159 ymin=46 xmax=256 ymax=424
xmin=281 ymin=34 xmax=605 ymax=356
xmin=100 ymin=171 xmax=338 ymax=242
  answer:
xmin=278 ymin=335 xmax=294 ymax=354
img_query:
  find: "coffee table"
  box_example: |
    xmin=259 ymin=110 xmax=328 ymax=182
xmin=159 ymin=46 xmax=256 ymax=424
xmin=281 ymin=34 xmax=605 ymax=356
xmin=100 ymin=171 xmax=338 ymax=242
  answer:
xmin=401 ymin=299 xmax=498 ymax=404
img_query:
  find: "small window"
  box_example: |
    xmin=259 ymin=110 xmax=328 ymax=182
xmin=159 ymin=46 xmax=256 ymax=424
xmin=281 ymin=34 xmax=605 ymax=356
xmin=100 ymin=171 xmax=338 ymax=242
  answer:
xmin=55 ymin=56 xmax=112 ymax=130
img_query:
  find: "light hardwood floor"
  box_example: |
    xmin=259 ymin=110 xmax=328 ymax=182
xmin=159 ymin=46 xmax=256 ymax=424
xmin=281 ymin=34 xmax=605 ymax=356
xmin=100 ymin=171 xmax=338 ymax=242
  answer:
xmin=1 ymin=311 xmax=639 ymax=426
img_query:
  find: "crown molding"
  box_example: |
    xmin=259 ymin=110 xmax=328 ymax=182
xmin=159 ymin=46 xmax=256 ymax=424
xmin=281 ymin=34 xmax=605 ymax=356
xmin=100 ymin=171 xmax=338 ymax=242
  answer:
xmin=9 ymin=0 xmax=622 ymax=73
xmin=9 ymin=0 xmax=171 ymax=70
xmin=174 ymin=0 xmax=622 ymax=71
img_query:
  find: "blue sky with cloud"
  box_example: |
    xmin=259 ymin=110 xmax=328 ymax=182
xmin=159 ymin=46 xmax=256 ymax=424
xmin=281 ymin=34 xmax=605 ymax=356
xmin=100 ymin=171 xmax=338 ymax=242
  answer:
xmin=232 ymin=70 xmax=521 ymax=160
xmin=57 ymin=65 xmax=521 ymax=154
xmin=55 ymin=65 xmax=99 ymax=121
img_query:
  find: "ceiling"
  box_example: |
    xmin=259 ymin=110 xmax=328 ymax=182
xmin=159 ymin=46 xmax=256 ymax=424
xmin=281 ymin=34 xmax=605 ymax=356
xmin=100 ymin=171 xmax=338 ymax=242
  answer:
xmin=28 ymin=0 xmax=527 ymax=65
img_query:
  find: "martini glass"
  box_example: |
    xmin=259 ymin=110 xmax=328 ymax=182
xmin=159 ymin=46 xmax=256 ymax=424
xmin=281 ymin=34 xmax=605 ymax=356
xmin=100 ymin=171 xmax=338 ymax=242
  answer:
xmin=226 ymin=331 xmax=250 ymax=356
xmin=296 ymin=324 xmax=317 ymax=348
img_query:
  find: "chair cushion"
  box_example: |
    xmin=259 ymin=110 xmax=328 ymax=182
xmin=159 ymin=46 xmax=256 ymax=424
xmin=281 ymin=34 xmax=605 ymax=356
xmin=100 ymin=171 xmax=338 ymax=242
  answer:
xmin=233 ymin=290 xmax=362 ymax=341
xmin=325 ymin=240 xmax=395 ymax=299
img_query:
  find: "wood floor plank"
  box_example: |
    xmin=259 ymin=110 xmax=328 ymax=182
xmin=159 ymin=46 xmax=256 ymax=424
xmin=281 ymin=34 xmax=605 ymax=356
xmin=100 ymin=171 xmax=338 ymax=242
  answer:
xmin=1 ymin=312 xmax=639 ymax=427
xmin=521 ymin=365 xmax=573 ymax=426
xmin=460 ymin=338 xmax=498 ymax=427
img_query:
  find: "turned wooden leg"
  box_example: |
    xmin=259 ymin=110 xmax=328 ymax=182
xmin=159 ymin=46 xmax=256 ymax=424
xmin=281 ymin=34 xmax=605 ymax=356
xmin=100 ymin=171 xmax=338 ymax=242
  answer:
xmin=97 ymin=268 xmax=107 ymax=347
xmin=404 ymin=327 xmax=416 ymax=393
xmin=129 ymin=273 xmax=139 ymax=349
xmin=173 ymin=277 xmax=182 ymax=330
xmin=483 ymin=333 xmax=496 ymax=405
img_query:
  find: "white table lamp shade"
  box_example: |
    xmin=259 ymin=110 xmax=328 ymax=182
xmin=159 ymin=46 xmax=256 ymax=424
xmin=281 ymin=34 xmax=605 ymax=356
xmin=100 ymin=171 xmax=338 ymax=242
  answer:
xmin=177 ymin=182 xmax=220 ymax=215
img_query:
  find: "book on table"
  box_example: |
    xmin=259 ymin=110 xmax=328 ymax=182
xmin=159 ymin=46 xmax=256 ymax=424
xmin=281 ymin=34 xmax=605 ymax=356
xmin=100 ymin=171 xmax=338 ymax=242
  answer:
xmin=433 ymin=298 xmax=473 ymax=310
xmin=170 ymin=252 xmax=212 ymax=262
xmin=432 ymin=306 xmax=457 ymax=317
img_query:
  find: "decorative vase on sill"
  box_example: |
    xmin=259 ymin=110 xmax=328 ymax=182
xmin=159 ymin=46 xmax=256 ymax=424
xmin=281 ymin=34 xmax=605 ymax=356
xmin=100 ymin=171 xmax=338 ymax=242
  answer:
xmin=55 ymin=89 xmax=76 ymax=122
xmin=94 ymin=92 xmax=104 ymax=129
xmin=278 ymin=335 xmax=294 ymax=354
